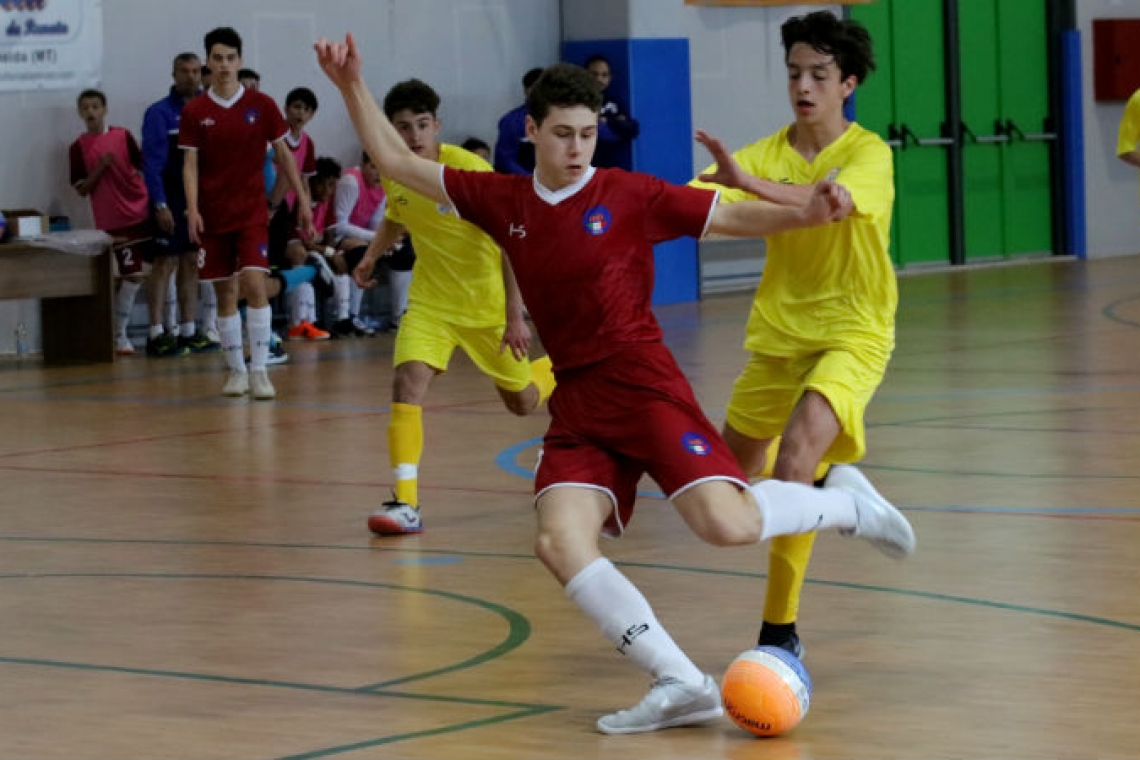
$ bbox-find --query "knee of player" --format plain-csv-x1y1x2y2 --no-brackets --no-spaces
502,392,535,417
702,515,761,547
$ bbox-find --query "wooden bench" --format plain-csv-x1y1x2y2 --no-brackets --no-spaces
0,234,113,365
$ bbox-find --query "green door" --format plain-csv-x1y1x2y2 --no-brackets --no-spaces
852,0,951,267
853,0,1056,265
995,0,1054,258
959,0,1008,261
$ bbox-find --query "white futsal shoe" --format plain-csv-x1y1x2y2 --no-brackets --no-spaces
826,464,916,559
221,369,249,397
596,674,723,735
249,369,276,401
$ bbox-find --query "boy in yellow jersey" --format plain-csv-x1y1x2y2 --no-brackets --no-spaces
691,10,898,658
1117,87,1140,181
352,79,555,536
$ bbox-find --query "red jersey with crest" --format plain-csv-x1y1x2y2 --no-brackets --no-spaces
442,166,718,371
178,87,288,233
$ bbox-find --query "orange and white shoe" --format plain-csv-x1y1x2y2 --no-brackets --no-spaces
286,321,330,341
115,335,135,356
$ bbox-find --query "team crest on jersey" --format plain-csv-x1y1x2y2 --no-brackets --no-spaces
583,205,612,236
681,432,711,456
244,108,259,125
436,202,453,215
258,243,268,259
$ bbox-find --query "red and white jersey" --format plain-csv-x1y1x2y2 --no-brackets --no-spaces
443,166,718,371
69,126,150,232
178,86,288,233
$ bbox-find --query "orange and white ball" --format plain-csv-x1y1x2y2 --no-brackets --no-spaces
721,645,812,737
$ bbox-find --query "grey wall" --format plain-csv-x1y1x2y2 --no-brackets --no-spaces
1077,0,1140,256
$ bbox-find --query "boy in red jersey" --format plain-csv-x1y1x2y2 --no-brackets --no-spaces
181,27,313,400
316,35,916,735
70,89,166,357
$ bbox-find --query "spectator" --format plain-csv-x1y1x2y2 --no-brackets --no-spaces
493,66,543,174
460,136,491,162
585,54,640,169
69,89,171,357
141,51,220,355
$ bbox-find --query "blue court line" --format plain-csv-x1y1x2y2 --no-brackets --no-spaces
493,436,1140,513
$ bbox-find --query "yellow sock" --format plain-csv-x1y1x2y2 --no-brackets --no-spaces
529,356,556,405
763,532,818,624
388,402,423,508
758,438,831,625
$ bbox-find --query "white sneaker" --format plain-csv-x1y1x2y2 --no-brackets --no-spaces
115,335,135,356
222,369,249,397
596,675,723,735
308,252,336,285
249,369,276,401
826,465,916,559
205,327,221,344
366,500,423,535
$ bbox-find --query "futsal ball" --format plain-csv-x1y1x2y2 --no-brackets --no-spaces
721,645,812,737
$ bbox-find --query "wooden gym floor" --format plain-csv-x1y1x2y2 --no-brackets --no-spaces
0,254,1137,759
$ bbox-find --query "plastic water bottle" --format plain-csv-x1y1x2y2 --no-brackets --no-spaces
14,323,27,360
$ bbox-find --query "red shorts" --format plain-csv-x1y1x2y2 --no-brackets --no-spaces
198,225,270,282
108,221,155,278
535,343,747,536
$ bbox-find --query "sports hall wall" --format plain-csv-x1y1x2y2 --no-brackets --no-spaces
0,1,1136,354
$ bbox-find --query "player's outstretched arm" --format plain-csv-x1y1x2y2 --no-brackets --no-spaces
707,181,851,239
315,34,446,205
696,129,815,207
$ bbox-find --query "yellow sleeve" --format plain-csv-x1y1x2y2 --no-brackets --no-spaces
835,140,894,221
1118,90,1140,156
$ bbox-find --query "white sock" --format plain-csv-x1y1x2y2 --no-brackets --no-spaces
180,321,196,338
199,282,217,332
115,280,140,338
334,274,351,320
247,305,272,371
149,324,164,340
218,314,244,372
749,479,857,541
565,557,705,686
389,269,412,321
349,280,364,317
164,273,179,334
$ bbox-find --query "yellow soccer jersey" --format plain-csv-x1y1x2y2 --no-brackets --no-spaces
383,144,505,327
1118,88,1140,200
693,123,896,356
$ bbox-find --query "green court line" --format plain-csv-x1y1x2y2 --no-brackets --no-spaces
276,705,563,760
0,572,538,699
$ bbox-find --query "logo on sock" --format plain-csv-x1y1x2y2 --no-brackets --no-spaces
616,623,650,654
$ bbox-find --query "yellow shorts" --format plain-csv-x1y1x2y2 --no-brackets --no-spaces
393,304,532,393
724,347,890,463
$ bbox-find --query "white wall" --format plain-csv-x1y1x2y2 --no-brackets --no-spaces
0,0,559,354
1077,0,1140,257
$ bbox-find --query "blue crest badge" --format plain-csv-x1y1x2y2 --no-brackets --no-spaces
583,205,612,236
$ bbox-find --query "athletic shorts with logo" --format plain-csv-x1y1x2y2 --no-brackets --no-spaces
536,342,747,536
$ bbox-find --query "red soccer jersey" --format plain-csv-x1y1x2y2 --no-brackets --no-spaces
443,166,718,370
178,87,288,233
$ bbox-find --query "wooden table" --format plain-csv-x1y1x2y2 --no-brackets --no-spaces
0,234,113,365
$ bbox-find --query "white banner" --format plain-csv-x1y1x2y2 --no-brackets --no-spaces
0,0,102,92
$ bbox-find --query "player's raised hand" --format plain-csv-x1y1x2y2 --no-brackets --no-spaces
695,129,751,191
314,33,363,90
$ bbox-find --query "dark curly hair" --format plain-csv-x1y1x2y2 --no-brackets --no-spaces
383,79,440,119
526,63,603,125
781,11,875,84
